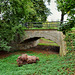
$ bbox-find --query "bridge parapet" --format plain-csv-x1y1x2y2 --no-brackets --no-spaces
23,21,67,30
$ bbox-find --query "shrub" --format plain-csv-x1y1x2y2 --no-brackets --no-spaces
65,32,75,53
59,16,75,34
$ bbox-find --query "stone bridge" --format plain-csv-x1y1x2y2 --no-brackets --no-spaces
17,29,66,56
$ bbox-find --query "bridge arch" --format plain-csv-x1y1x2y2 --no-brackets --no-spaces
18,30,66,56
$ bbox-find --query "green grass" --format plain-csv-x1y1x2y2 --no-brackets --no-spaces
71,27,75,30
41,38,54,43
38,38,59,46
24,27,58,30
0,51,74,75
38,43,59,46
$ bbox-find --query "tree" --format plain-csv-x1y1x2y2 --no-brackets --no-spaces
0,0,50,51
31,0,50,22
56,0,66,24
56,0,75,24
0,0,37,51
56,0,75,33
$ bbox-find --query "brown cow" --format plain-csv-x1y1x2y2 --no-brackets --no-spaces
16,56,23,66
16,54,27,66
21,54,27,61
16,54,39,66
27,56,39,64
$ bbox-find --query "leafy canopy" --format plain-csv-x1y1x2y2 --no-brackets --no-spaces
56,0,75,34
0,0,50,51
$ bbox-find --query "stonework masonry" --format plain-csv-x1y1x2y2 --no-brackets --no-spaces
18,39,39,50
18,30,66,56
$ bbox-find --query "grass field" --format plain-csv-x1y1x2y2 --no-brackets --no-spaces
0,51,75,75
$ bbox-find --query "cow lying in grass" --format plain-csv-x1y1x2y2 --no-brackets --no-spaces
16,54,39,66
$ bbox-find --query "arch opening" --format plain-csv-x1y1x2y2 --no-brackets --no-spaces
30,37,60,54
19,37,60,54
20,37,40,44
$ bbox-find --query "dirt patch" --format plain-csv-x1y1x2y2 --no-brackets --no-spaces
0,51,12,59
0,51,24,59
24,45,59,55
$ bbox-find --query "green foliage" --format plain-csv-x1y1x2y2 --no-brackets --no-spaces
56,1,75,65
0,0,50,51
65,32,75,53
59,16,75,34
0,19,24,51
0,39,11,51
71,27,75,30
56,0,75,14
56,0,75,34
0,51,74,75
32,0,50,22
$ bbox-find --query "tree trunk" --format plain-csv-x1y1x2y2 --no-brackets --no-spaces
60,11,65,25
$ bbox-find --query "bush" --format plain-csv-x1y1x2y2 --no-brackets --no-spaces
0,39,11,51
65,32,75,53
59,16,75,34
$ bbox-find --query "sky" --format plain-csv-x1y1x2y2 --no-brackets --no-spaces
44,0,68,21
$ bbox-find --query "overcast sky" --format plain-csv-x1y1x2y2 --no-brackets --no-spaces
44,0,68,21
